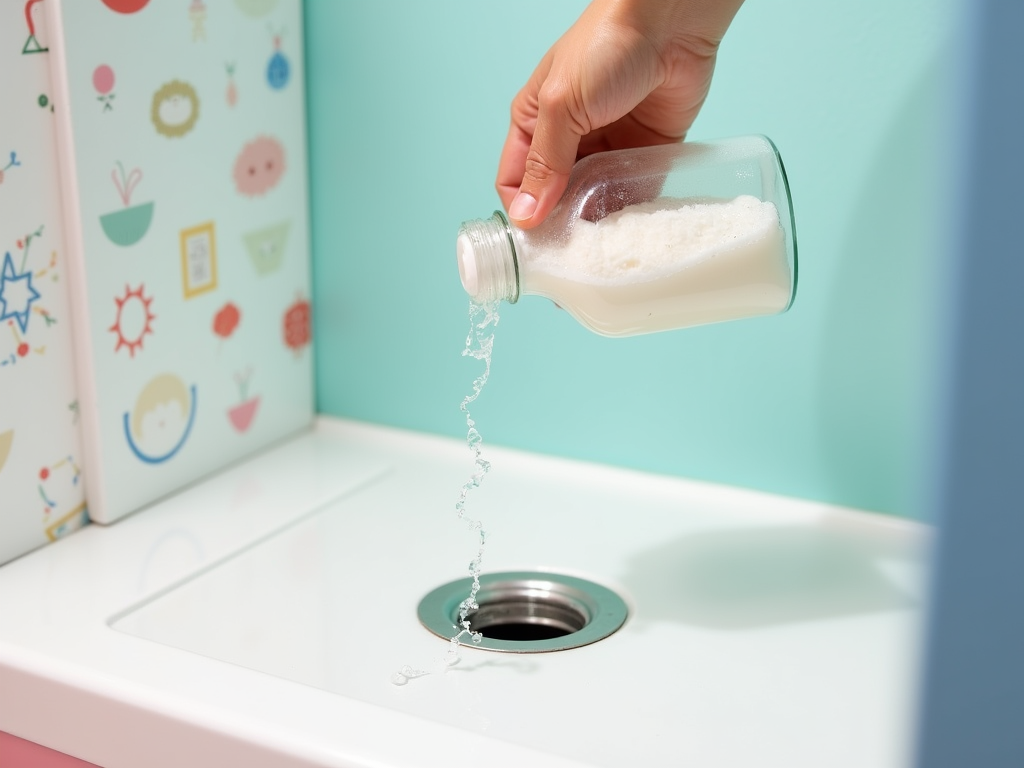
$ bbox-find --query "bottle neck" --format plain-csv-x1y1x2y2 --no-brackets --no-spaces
457,211,520,304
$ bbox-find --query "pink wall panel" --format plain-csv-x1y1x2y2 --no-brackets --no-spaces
0,731,101,768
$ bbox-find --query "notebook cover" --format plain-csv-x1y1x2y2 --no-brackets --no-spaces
0,0,88,564
46,0,314,523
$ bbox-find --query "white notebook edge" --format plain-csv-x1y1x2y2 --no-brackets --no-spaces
44,0,109,523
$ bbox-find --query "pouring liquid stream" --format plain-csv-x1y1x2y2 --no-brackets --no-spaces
391,299,498,685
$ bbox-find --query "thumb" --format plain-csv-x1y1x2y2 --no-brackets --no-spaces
508,93,584,229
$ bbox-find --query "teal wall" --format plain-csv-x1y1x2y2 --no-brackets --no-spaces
306,0,955,518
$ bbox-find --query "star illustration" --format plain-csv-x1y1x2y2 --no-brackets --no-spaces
0,252,41,334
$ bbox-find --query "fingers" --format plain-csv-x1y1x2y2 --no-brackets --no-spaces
508,78,587,228
494,0,732,230
496,120,532,212
496,53,587,230
496,55,549,214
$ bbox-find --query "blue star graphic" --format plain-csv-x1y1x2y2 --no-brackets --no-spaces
0,251,40,334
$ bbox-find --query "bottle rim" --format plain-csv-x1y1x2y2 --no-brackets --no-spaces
491,210,520,304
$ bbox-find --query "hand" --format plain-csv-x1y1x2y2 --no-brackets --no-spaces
496,0,745,229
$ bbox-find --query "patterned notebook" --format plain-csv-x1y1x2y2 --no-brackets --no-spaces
46,0,313,523
0,0,88,564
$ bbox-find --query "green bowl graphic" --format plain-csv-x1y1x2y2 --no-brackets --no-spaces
100,202,155,247
234,0,280,17
243,220,291,275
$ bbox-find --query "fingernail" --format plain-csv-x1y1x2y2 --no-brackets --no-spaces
509,192,537,222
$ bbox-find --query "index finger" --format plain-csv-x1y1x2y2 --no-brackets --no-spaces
495,54,552,210
496,120,533,211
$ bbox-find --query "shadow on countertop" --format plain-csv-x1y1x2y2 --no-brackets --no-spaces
618,523,921,630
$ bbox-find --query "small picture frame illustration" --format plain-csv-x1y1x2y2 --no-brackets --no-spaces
179,221,217,299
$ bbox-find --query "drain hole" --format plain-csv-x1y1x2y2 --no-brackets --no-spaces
465,597,588,641
419,571,628,653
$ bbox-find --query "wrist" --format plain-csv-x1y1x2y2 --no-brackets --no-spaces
605,0,744,54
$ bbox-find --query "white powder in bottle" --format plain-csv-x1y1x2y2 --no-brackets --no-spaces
529,195,781,284
520,195,791,336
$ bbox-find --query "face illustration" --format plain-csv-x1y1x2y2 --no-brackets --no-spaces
151,81,199,138
138,400,186,456
233,136,286,197
131,374,191,457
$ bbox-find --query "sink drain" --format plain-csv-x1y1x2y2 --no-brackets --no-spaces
417,571,628,653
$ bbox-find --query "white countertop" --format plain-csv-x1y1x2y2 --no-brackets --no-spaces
0,418,926,768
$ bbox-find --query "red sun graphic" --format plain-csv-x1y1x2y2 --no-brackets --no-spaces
110,284,155,357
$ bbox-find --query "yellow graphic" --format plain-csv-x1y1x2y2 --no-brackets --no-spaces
151,81,199,138
45,501,87,542
189,1,208,41
180,221,217,299
38,455,87,541
0,430,13,473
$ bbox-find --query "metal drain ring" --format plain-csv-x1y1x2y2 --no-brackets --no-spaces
417,571,629,653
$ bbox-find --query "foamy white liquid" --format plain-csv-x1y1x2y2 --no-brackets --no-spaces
522,195,791,336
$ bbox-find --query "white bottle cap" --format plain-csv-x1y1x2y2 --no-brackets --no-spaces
456,231,479,297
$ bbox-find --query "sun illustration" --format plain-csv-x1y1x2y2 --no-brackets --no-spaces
110,284,155,357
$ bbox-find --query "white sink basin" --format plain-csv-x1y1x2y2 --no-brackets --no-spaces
0,418,926,767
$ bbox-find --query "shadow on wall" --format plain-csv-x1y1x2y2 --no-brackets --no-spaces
618,522,920,630
814,52,948,518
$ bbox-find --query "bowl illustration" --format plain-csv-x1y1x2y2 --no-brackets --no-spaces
227,396,261,433
243,221,290,275
100,202,154,247
234,0,279,18
102,163,153,246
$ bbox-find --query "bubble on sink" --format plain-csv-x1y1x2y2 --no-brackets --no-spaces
390,664,430,686
445,643,460,666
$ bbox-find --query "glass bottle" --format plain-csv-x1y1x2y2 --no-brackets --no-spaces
456,135,797,337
